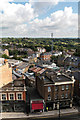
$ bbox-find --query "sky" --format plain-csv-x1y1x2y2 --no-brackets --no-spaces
0,0,79,38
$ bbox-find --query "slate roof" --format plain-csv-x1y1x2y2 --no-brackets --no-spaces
40,52,52,56
68,71,80,82
39,72,73,84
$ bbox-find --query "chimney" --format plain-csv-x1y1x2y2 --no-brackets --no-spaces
42,76,44,80
72,76,75,83
4,59,8,67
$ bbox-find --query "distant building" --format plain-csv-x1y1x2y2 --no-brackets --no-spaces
28,56,37,63
16,62,30,73
67,49,76,55
0,59,12,88
64,56,80,68
27,48,34,56
36,71,75,110
40,52,52,61
35,52,40,58
8,59,22,67
37,47,46,53
53,51,62,56
57,56,65,66
4,49,9,56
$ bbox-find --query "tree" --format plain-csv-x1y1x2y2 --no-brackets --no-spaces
2,54,9,59
50,55,58,63
74,48,80,57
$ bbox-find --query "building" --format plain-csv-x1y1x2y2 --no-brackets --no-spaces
37,47,46,53
27,48,34,56
16,62,30,73
68,71,80,104
24,72,35,87
40,52,52,61
0,59,12,88
4,49,9,56
53,51,62,56
36,71,75,110
27,87,44,112
0,79,27,112
8,59,22,67
64,56,80,68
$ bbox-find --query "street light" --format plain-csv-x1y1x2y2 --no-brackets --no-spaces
57,100,61,120
59,101,60,120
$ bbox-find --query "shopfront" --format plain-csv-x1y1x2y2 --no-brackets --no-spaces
31,100,44,112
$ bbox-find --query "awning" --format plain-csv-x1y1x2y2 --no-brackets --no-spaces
32,103,43,110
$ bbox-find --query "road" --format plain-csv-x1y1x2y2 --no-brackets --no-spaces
2,113,80,120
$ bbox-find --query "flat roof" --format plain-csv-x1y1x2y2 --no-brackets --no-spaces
39,72,73,84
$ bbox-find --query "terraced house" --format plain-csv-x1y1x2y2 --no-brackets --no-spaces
36,71,75,110
0,79,27,112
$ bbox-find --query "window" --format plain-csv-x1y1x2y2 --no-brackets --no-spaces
2,94,6,100
9,94,14,100
61,94,64,99
65,93,68,98
48,87,51,92
62,86,64,91
55,86,58,91
55,94,58,100
48,94,51,100
66,85,69,90
17,93,22,100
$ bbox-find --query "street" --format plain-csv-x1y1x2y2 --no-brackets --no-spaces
2,113,80,120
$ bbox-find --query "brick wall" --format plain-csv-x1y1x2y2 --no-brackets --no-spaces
36,76,44,98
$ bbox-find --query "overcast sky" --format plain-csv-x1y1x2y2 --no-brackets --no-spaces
0,0,79,38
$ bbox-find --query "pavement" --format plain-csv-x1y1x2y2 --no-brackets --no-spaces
0,107,79,119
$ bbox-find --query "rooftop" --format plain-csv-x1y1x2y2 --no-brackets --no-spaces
38,71,73,85
40,52,52,56
17,62,29,70
0,79,25,91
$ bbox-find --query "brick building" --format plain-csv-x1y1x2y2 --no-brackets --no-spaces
36,72,75,110
27,87,44,112
0,79,27,112
40,52,52,61
69,71,80,104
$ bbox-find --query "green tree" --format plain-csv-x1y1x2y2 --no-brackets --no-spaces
2,54,9,59
50,55,58,63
